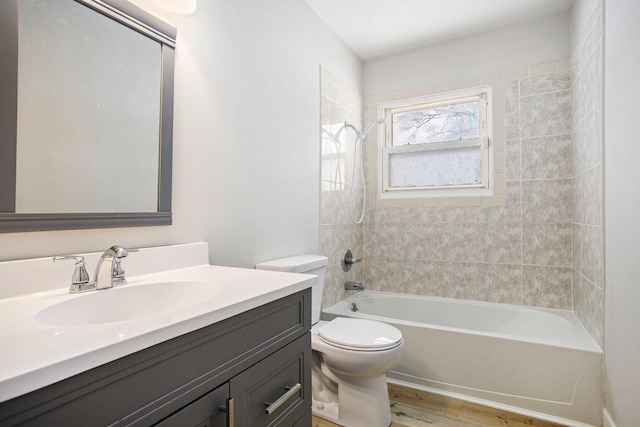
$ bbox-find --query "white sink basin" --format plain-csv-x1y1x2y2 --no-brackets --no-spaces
35,281,222,325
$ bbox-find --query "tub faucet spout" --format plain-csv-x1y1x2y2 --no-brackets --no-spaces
345,281,364,291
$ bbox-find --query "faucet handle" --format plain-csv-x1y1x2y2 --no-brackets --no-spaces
341,249,362,272
112,258,129,286
53,255,94,293
112,247,138,286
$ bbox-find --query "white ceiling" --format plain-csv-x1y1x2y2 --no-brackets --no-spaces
303,0,574,61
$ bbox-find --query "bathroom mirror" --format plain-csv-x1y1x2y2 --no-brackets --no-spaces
0,0,176,232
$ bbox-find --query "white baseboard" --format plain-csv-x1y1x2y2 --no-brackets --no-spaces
603,409,616,427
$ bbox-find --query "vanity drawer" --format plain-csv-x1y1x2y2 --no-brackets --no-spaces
153,383,230,427
231,334,311,427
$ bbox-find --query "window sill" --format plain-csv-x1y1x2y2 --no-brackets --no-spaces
373,177,507,208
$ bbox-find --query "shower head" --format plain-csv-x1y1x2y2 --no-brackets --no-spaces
344,117,386,225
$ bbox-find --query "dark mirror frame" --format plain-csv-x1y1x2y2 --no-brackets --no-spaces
0,0,176,232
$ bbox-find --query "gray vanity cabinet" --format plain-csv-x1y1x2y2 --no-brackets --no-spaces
230,334,309,426
0,289,312,427
154,383,230,427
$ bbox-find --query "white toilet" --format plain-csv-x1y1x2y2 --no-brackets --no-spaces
256,255,403,427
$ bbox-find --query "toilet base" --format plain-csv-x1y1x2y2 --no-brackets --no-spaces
311,370,392,427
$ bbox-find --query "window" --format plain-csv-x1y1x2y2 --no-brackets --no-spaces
378,87,492,199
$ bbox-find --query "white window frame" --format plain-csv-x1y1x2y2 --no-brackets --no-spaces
377,86,493,200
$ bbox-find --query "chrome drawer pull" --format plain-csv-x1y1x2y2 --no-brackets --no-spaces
264,383,301,415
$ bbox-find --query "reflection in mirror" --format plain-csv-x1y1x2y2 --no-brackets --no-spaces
0,0,176,231
17,0,161,213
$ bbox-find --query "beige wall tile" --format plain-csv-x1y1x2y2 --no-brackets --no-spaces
477,222,522,264
519,70,571,96
519,90,571,138
365,222,399,259
522,222,572,266
504,98,520,139
522,265,572,309
492,89,505,111
505,79,519,99
573,272,603,347
573,165,602,226
579,224,604,287
438,223,480,262
397,222,437,260
493,173,507,196
505,139,521,182
436,262,478,299
568,8,603,345
476,263,522,304
522,179,573,222
493,113,506,142
521,135,573,179
476,182,521,223
442,207,477,223
493,151,506,176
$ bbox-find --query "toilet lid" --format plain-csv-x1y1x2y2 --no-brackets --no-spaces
318,318,403,351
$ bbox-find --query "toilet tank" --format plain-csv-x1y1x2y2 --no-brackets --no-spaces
255,255,328,324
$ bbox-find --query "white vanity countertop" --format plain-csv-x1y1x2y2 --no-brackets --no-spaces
0,244,316,403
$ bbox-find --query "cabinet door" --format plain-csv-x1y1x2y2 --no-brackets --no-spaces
231,334,311,427
154,383,230,427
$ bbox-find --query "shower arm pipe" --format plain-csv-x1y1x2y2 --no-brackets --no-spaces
344,118,385,224
344,122,361,138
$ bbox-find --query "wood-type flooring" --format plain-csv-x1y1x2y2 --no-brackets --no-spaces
311,383,569,427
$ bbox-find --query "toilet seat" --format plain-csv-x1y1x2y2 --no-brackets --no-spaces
317,318,403,351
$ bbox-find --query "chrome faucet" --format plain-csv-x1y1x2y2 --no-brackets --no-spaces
93,245,136,290
54,246,137,293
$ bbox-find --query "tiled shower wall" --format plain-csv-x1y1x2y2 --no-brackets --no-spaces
362,62,575,309
571,3,604,346
320,40,605,346
319,68,364,308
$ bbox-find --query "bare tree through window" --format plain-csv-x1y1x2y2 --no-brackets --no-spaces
393,101,479,146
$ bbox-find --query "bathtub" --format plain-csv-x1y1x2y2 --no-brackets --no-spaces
322,291,603,427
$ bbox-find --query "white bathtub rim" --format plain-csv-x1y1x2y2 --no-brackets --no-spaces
324,290,602,353
387,377,599,427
